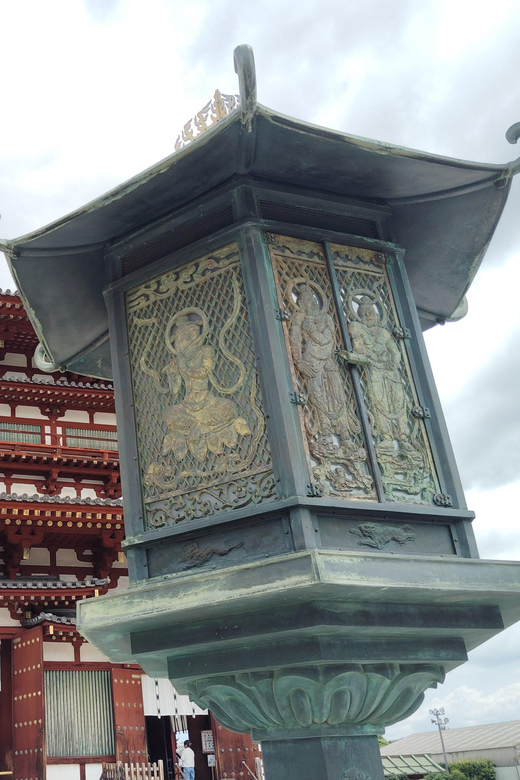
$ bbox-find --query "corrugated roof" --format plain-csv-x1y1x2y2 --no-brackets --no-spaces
381,720,520,756
382,754,444,776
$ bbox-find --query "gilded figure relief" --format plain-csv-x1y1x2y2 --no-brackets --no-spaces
347,293,409,447
289,282,370,493
340,283,437,503
270,234,439,505
268,235,374,498
162,309,251,462
126,244,275,527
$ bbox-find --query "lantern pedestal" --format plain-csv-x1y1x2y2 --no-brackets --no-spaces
260,735,384,780
78,547,520,774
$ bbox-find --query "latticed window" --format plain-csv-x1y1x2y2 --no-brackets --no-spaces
44,670,115,757
64,427,118,450
0,420,41,444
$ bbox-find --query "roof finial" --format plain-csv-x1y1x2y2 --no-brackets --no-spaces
506,122,520,145
234,44,256,132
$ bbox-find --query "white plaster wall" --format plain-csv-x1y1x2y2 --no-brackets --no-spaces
80,487,100,499
11,482,39,494
0,403,11,416
93,412,116,425
43,642,75,662
6,480,44,495
56,549,86,567
46,764,80,780
20,547,50,566
0,352,27,367
58,485,78,498
0,607,21,626
80,642,111,663
15,405,46,418
58,409,90,423
86,764,103,780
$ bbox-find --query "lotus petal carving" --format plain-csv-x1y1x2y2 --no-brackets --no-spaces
186,663,444,736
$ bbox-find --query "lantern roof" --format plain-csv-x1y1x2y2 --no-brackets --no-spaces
2,45,519,379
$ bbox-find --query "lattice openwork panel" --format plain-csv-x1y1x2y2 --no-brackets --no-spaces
268,234,376,500
126,243,275,528
331,242,439,504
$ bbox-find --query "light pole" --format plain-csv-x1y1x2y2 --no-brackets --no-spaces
430,708,450,769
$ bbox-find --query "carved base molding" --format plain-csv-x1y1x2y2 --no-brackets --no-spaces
186,662,445,740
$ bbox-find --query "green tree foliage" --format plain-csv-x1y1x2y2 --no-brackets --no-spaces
423,760,495,780
449,760,496,780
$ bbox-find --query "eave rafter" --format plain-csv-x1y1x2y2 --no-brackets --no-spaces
0,377,115,412
2,577,111,641
0,447,121,498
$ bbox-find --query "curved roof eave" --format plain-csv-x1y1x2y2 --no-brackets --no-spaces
2,103,513,380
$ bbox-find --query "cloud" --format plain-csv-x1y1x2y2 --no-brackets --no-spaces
1,0,520,743
83,0,122,23
387,682,520,740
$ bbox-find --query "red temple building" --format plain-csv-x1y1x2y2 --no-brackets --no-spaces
0,290,262,780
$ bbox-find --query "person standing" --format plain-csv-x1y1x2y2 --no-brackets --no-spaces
177,740,195,780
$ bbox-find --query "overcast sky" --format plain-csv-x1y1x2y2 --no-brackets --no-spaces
2,0,520,741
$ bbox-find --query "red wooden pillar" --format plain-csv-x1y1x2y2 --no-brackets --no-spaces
0,638,13,774
111,668,148,763
12,626,45,780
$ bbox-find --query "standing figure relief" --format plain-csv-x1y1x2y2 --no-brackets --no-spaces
288,283,371,495
346,291,435,502
162,309,251,462
347,295,409,455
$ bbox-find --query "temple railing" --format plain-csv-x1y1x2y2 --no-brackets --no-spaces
0,418,118,452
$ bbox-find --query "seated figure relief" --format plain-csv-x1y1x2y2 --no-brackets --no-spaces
162,310,251,462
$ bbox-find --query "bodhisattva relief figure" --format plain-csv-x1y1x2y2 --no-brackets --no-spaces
162,312,251,462
347,295,410,455
289,284,369,492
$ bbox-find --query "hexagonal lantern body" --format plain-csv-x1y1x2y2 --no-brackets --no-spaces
6,47,520,780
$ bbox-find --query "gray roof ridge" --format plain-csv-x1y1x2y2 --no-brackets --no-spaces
0,491,122,506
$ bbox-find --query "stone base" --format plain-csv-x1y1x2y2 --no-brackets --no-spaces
261,735,384,780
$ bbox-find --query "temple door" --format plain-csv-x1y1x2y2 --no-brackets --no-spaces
111,668,148,763
12,626,45,780
211,715,263,779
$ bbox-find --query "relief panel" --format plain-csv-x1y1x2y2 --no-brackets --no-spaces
317,515,456,556
126,243,276,529
331,243,439,504
269,235,375,501
146,515,292,578
269,234,439,505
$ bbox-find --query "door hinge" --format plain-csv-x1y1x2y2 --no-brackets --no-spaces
433,493,453,507
393,326,411,339
412,405,431,419
290,391,307,405
275,307,291,321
